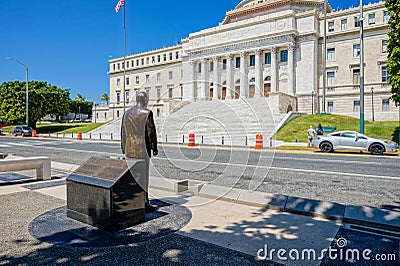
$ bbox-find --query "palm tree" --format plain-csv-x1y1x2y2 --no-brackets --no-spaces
75,93,86,103
101,93,109,105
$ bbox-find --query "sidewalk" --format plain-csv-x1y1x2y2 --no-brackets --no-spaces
0,161,399,265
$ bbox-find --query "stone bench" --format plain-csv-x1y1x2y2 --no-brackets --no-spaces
0,156,51,180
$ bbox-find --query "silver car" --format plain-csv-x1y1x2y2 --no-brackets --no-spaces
312,131,398,155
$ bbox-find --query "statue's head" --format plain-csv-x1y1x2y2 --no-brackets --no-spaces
136,91,148,108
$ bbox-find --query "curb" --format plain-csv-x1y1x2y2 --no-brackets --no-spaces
149,178,400,233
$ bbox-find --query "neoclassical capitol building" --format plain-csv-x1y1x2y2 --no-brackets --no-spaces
95,0,398,123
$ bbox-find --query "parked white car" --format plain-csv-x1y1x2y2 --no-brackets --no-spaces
312,131,398,155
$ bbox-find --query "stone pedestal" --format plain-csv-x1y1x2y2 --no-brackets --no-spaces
67,156,146,231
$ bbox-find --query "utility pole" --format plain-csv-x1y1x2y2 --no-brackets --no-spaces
322,0,327,113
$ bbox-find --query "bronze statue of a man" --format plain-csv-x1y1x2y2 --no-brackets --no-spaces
121,91,158,212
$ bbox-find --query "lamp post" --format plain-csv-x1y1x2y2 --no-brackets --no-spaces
359,0,365,133
311,91,315,115
371,87,374,122
7,58,29,127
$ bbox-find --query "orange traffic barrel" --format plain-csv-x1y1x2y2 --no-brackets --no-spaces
32,130,37,138
255,134,263,150
77,132,83,141
188,133,195,147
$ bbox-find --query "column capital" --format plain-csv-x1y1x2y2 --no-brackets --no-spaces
287,43,296,52
240,51,248,58
255,49,262,56
200,58,206,62
271,46,278,54
212,56,219,62
225,54,234,60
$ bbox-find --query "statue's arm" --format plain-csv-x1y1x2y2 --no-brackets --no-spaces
147,111,158,155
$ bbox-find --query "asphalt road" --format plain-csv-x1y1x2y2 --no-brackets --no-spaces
0,136,399,210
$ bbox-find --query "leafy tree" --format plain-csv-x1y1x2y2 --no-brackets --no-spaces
70,98,93,120
0,81,70,129
101,93,109,105
386,0,400,106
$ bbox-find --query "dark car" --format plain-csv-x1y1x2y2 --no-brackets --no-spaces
13,126,33,137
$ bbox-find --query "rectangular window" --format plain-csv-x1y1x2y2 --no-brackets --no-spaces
265,52,271,64
327,48,335,61
382,40,387,53
170,53,173,60
210,61,214,72
384,11,389,23
176,51,179,59
137,59,139,66
328,21,334,32
353,44,360,57
126,61,129,68
382,99,390,111
235,57,240,68
125,91,129,103
222,59,227,70
117,92,121,103
158,55,161,62
122,63,124,69
141,58,144,65
146,74,150,83
117,110,120,118
353,101,360,112
280,50,288,62
382,65,389,82
135,76,139,84
327,102,334,113
117,79,120,87
157,88,161,99
163,54,167,61
353,69,360,84
354,16,360,27
157,72,161,82
169,71,173,80
198,63,202,73
126,77,130,85
168,87,173,98
249,55,255,66
341,19,347,30
157,109,160,117
368,13,375,25
146,57,149,64
131,60,134,67
113,64,115,71
117,63,120,70
327,72,335,86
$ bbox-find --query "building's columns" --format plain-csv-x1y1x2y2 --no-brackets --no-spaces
240,51,248,98
186,60,195,100
212,56,220,100
254,49,263,98
200,58,207,100
287,43,295,95
271,47,278,92
226,54,234,99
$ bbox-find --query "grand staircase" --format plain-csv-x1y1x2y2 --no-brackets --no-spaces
89,98,287,146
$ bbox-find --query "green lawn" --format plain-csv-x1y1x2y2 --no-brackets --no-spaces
275,114,399,143
2,122,106,134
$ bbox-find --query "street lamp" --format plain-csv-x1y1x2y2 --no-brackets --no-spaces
359,0,365,133
311,91,315,115
7,58,29,127
371,87,374,122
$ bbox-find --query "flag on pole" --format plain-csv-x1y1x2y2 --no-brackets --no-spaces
115,0,125,13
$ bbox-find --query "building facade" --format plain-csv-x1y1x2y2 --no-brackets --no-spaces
94,0,398,122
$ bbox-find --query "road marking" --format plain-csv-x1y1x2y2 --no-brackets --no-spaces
154,157,400,181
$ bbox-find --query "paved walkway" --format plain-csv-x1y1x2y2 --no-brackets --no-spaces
0,161,398,265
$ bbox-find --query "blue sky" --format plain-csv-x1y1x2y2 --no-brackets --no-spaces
0,0,380,102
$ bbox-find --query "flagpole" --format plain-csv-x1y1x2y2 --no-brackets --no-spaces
123,1,126,113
